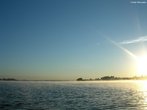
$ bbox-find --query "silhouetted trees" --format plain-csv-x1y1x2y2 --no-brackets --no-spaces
76,78,83,81
101,76,116,80
76,76,146,81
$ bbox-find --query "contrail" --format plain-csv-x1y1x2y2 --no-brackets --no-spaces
97,32,137,60
105,37,137,61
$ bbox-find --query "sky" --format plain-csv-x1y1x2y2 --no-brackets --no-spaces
1,0,147,80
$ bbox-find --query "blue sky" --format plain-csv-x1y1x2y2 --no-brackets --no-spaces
1,0,147,80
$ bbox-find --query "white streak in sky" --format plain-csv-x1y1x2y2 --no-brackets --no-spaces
120,36,147,45
106,37,137,60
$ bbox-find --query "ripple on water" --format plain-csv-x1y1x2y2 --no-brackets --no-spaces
0,81,147,110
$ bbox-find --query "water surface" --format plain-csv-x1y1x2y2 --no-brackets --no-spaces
0,80,147,110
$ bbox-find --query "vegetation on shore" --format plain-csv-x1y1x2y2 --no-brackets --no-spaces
76,76,147,81
0,78,17,81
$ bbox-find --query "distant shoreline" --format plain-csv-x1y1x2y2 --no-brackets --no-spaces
0,78,71,81
1,76,147,81
76,76,147,81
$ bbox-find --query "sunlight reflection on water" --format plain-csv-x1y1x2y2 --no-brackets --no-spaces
135,80,147,110
1,80,147,110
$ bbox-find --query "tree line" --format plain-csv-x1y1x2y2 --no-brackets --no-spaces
76,76,146,81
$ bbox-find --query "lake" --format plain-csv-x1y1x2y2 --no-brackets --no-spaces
0,80,147,110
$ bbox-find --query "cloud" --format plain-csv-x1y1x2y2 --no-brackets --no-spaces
119,36,147,45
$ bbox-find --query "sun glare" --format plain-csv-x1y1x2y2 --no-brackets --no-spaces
137,55,147,76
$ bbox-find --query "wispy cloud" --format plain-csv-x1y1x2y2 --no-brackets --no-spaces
119,36,147,45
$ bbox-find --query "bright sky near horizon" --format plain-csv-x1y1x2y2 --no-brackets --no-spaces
1,0,147,80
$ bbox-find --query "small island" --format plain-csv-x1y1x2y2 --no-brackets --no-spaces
76,76,147,81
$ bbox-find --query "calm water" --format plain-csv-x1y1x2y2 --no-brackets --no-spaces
0,81,147,110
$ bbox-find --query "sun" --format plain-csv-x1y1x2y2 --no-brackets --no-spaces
137,55,147,76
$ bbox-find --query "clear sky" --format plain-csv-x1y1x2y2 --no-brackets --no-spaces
1,0,147,80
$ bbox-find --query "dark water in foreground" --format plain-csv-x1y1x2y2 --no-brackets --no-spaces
0,81,147,110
